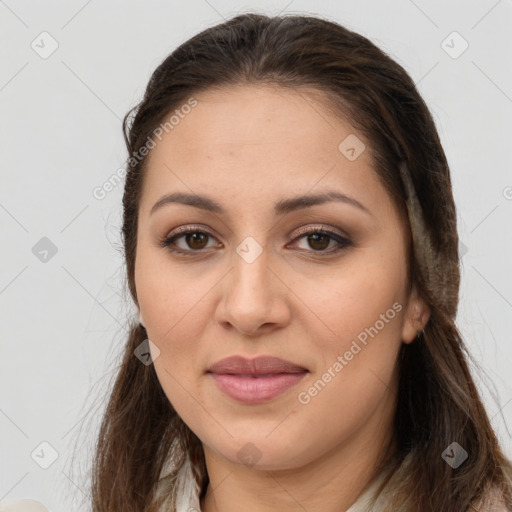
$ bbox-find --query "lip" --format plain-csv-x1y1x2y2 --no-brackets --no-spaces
207,356,308,404
208,355,308,375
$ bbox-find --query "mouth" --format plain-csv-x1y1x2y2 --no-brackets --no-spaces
207,355,309,403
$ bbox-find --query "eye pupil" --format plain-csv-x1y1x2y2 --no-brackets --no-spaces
308,233,330,250
187,232,208,249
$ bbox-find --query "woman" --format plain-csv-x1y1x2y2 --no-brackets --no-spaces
90,13,512,512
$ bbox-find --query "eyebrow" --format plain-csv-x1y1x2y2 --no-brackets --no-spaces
150,190,371,216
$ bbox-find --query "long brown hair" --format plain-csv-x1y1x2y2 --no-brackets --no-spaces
88,13,512,511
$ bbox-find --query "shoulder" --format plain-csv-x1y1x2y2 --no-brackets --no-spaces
471,486,511,512
0,500,49,512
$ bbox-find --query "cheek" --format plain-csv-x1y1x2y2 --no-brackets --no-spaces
301,278,404,404
290,279,404,461
295,253,405,345
291,254,405,404
134,260,219,419
136,260,215,411
135,246,210,340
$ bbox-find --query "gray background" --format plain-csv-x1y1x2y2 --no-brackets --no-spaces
1,0,511,510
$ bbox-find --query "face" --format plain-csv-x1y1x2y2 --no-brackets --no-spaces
134,84,429,472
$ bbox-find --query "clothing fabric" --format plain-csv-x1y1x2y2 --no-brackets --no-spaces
1,456,508,511
0,500,48,512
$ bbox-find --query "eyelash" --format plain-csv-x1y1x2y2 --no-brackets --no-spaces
159,224,352,257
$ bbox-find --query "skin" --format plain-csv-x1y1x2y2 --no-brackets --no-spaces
135,84,430,512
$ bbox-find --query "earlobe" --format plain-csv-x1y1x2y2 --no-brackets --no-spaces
139,310,145,328
401,288,431,344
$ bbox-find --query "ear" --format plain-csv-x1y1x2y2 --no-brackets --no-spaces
401,286,430,344
139,309,145,328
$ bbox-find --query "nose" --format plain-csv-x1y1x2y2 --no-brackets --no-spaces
214,242,291,337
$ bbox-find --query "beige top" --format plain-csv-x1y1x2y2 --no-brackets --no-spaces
0,501,48,512
1,456,508,512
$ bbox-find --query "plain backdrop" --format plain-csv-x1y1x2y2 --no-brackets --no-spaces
1,1,511,510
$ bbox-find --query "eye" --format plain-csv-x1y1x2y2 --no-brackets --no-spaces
160,224,352,256
289,225,352,254
160,225,219,254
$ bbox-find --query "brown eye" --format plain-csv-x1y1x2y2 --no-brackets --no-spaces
306,233,331,251
184,232,209,250
291,227,351,254
161,228,218,254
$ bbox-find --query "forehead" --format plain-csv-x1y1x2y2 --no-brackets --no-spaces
148,84,361,164
141,84,390,218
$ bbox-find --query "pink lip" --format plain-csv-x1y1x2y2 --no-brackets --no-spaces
209,373,307,403
208,355,308,375
207,356,308,404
